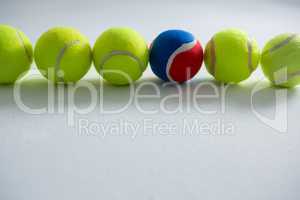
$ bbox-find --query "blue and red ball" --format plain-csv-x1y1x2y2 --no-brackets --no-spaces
149,30,204,83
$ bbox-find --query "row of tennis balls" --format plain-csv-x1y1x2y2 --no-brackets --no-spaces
0,24,299,87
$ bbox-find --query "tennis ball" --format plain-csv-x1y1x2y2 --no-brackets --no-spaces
261,33,300,88
204,29,260,83
149,29,203,83
93,27,149,86
0,24,33,84
34,27,92,83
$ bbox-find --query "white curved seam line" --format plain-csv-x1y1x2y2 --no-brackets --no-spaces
15,30,31,62
263,34,298,55
269,34,297,53
55,40,80,82
166,40,197,82
287,70,300,80
98,50,144,74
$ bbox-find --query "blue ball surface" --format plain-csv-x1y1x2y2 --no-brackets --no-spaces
149,29,203,83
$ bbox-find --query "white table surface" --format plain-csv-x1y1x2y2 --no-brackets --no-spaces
1,0,300,199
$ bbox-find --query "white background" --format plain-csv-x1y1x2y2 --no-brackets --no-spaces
0,0,300,199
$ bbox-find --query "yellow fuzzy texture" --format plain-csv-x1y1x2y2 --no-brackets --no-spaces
261,33,300,88
34,27,92,83
0,24,33,84
205,29,260,83
93,27,149,86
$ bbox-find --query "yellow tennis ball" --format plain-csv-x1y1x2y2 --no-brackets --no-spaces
0,24,33,84
34,27,92,83
205,29,260,83
261,33,300,88
93,27,149,86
